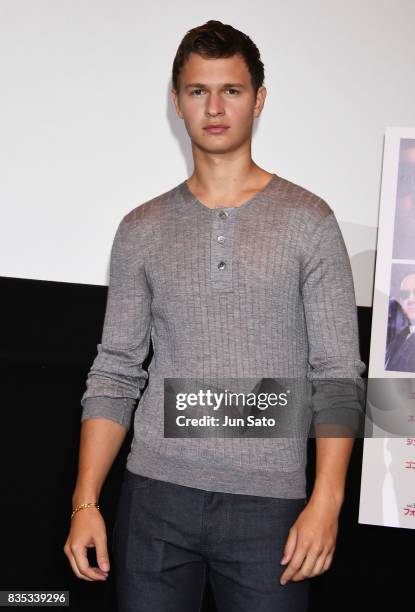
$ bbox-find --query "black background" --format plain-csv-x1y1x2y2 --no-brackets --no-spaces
1,275,412,610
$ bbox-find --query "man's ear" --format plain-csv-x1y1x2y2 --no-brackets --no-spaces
171,88,183,119
253,86,267,118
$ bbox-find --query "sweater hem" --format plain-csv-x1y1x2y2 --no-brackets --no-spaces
125,438,306,499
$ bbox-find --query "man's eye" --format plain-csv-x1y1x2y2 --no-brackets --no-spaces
190,88,240,96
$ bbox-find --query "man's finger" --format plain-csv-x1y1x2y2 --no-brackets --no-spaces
280,541,307,585
291,545,321,580
309,549,332,576
71,543,108,581
95,537,111,573
280,526,297,565
65,549,94,581
322,551,334,572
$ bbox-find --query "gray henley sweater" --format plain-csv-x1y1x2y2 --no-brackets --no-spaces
80,173,366,498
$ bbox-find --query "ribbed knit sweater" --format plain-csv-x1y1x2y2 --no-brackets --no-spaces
80,173,366,498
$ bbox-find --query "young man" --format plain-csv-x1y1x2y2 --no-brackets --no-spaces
64,20,366,612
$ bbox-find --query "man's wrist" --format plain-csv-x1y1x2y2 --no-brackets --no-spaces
72,488,100,508
312,479,345,510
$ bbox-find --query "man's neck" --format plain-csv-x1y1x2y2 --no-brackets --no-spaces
186,165,274,208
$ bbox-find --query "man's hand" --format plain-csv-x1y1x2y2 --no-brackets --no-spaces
63,508,111,581
279,489,340,585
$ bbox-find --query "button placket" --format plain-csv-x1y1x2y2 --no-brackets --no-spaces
210,208,236,288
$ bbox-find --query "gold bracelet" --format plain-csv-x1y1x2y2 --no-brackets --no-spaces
71,502,100,520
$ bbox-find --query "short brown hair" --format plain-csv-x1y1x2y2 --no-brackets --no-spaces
172,20,265,96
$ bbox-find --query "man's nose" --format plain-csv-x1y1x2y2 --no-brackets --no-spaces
206,94,224,116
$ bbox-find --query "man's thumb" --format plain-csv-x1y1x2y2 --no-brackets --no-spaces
96,545,110,572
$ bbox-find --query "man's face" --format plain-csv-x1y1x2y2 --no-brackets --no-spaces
171,52,266,155
399,273,415,322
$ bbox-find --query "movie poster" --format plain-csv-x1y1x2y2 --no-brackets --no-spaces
359,127,415,529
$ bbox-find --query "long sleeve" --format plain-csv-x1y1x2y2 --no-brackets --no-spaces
75,174,366,499
300,210,367,434
80,217,152,430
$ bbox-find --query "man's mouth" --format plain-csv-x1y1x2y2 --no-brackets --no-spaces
203,126,229,134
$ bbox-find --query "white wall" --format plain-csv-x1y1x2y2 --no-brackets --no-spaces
1,0,414,306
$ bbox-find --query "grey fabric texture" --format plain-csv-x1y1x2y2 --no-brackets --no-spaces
80,173,366,498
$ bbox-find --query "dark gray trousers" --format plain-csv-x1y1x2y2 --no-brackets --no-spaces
111,468,310,612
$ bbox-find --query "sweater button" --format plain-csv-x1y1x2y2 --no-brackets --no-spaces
219,210,229,219
218,261,226,270
217,235,226,243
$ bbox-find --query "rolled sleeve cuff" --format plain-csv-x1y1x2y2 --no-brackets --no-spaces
80,396,136,429
313,406,362,435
